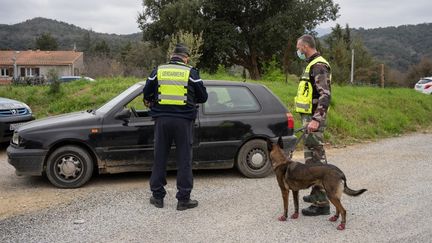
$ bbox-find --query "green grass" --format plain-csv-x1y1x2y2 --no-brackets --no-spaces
1,77,138,118
255,79,432,144
1,75,431,145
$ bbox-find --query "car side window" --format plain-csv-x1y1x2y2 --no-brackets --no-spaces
203,86,260,114
126,94,150,118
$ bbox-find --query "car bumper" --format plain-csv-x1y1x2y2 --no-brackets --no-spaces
423,89,432,94
0,115,34,142
281,135,297,153
7,145,48,176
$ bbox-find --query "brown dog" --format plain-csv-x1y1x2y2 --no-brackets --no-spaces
267,137,367,230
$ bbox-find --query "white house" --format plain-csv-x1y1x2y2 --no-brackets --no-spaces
0,50,84,84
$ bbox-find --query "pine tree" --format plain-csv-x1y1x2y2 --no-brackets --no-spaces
35,32,58,50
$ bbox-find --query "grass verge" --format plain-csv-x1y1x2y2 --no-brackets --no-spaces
1,75,431,145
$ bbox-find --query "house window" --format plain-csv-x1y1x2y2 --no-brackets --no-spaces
0,68,10,77
22,68,40,77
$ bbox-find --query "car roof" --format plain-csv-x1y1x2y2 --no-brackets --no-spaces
137,80,263,88
203,80,261,87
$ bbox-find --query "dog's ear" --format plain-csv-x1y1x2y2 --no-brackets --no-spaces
267,138,273,152
277,136,284,149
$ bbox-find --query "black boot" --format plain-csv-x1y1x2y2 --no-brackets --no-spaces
303,185,324,203
303,194,318,203
301,205,330,216
177,199,198,211
150,196,164,208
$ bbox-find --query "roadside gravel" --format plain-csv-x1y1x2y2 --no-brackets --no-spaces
1,133,431,242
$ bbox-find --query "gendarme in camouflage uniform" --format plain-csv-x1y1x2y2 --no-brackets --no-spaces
300,52,331,165
294,35,332,216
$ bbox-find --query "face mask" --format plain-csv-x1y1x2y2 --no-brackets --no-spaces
296,49,306,60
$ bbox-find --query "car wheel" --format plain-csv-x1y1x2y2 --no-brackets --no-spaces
46,145,94,188
236,139,272,178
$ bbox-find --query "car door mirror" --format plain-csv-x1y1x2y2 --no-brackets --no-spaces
114,109,131,122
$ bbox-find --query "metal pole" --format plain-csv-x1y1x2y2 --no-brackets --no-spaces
350,48,354,84
12,58,17,79
381,64,385,88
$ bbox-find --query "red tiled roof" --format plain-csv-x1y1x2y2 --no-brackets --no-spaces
0,50,83,66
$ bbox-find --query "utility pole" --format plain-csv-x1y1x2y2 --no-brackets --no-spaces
350,48,354,84
12,51,19,81
380,64,385,88
12,57,17,79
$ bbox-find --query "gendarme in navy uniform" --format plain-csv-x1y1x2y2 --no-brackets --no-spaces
143,43,208,210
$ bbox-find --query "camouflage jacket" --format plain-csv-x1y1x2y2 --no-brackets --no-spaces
307,53,332,123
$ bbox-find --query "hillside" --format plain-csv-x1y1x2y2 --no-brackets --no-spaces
352,23,432,71
0,17,141,53
2,18,432,73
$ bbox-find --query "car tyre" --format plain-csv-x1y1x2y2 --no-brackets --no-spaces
236,139,272,178
46,145,94,188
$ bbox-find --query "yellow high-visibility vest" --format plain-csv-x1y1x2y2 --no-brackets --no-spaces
294,56,331,114
157,63,191,106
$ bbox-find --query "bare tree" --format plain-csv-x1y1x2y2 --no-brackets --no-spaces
84,56,124,78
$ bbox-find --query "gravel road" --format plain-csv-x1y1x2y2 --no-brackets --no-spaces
1,133,432,242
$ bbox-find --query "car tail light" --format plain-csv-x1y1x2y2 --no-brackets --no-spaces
286,113,294,129
425,84,432,89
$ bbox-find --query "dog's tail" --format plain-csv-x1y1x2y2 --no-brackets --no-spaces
342,176,367,197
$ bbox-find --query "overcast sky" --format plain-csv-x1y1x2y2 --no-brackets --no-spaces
0,0,431,34
321,0,432,29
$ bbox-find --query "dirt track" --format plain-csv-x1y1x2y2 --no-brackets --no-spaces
1,133,432,242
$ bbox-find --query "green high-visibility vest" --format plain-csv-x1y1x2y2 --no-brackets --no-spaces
294,56,331,114
157,63,191,106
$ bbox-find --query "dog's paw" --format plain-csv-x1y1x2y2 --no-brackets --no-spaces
337,223,345,230
278,215,287,221
329,215,339,222
290,213,299,219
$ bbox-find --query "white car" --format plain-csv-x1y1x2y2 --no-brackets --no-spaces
59,76,95,82
414,77,432,95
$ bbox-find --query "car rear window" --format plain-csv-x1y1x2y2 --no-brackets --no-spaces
203,86,260,114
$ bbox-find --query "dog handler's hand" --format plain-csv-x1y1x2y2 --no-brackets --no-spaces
307,120,320,133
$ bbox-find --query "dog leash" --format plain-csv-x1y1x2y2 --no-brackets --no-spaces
288,127,306,159
289,126,328,164
294,127,307,147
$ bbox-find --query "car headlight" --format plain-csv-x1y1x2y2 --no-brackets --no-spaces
12,132,20,146
22,104,32,114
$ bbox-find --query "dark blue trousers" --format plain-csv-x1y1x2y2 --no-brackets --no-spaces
150,116,193,201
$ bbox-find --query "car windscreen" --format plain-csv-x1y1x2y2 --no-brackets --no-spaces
96,84,142,114
418,79,432,84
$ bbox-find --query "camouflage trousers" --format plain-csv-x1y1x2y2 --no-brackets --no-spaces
301,114,329,206
301,114,327,164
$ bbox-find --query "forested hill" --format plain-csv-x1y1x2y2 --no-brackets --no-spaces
0,17,141,53
2,18,432,72
352,23,432,71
